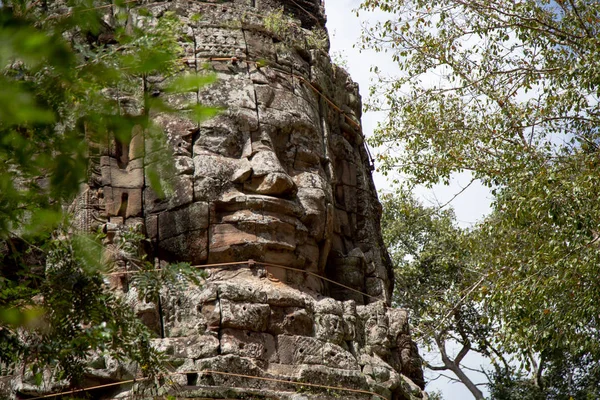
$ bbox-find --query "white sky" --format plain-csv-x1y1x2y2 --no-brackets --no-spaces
324,0,492,398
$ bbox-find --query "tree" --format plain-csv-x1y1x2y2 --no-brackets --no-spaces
360,0,600,396
382,190,502,399
0,0,211,394
487,347,600,400
382,191,600,400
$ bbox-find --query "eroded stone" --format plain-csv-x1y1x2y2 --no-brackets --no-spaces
57,1,428,399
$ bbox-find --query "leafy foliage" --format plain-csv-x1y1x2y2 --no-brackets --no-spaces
382,191,490,399
116,230,207,305
1,233,166,384
487,368,545,400
363,0,600,396
489,348,600,400
263,7,328,50
0,0,213,392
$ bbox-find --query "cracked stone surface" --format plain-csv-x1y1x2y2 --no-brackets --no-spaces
64,1,427,399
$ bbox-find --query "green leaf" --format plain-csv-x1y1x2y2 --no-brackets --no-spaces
71,233,107,274
188,104,222,123
166,73,217,93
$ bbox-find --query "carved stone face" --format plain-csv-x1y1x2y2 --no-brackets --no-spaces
193,100,332,274
65,4,425,399
143,62,336,290
82,4,392,301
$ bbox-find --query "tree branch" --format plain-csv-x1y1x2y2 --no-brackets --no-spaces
427,363,450,371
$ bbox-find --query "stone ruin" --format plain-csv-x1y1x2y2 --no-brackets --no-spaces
29,0,427,399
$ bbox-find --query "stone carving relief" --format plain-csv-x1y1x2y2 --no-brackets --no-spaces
68,0,427,399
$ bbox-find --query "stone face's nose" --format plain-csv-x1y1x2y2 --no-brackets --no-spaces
244,150,296,196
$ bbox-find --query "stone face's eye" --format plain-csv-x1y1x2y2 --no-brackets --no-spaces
289,127,325,170
194,113,255,158
194,126,246,158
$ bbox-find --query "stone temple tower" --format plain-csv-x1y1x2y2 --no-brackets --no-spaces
67,0,427,398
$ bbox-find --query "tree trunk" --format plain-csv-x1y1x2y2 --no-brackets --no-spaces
447,362,485,399
433,334,485,400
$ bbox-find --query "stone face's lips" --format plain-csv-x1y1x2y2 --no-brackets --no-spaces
213,194,306,229
210,194,309,258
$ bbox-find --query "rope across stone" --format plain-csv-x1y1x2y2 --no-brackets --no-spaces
28,369,388,400
106,258,381,301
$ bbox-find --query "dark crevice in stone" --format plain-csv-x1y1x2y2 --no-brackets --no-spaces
115,137,130,169
157,293,165,339
187,372,198,386
117,192,128,218
216,287,223,355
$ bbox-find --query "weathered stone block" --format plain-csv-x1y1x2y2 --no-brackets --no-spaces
264,283,308,307
158,202,209,240
152,113,196,156
174,155,194,175
387,308,409,338
277,335,323,366
209,223,256,255
220,299,270,332
366,277,385,298
314,313,344,344
314,298,343,315
154,335,219,360
344,185,358,213
320,342,360,370
144,175,194,213
268,307,313,336
145,214,158,239
338,160,357,187
221,329,277,362
158,230,208,265
201,300,221,332
103,187,143,218
329,255,365,288
129,129,145,161
219,282,267,303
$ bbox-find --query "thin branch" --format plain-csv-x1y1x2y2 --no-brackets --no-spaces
462,365,486,374
426,363,450,372
436,372,463,383
568,0,593,38
436,178,476,211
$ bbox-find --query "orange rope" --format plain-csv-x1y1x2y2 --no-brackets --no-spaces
260,261,379,301
104,260,248,276
27,369,387,400
27,377,149,399
106,259,378,301
198,369,387,399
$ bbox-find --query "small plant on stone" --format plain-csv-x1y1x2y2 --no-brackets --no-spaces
331,50,349,70
263,7,295,39
306,28,329,51
111,228,207,304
